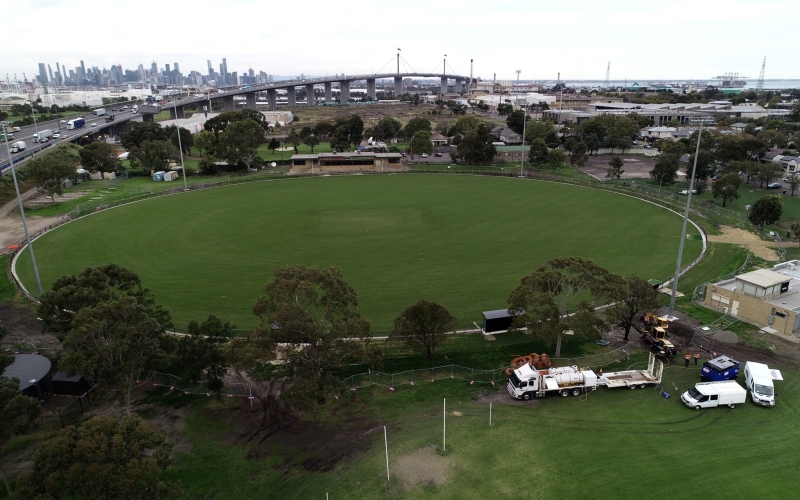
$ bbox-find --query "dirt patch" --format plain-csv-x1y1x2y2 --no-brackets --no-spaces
394,445,453,491
713,331,739,344
707,226,779,261
476,388,538,407
582,154,658,181
0,300,61,353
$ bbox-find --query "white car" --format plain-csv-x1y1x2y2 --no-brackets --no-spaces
420,153,428,158
91,122,98,127
52,132,61,139
59,119,67,124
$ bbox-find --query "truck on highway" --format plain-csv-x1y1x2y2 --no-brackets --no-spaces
93,108,107,117
0,133,13,141
744,361,783,407
9,141,26,153
105,114,115,123
681,380,746,410
32,129,53,143
507,353,663,400
67,118,85,130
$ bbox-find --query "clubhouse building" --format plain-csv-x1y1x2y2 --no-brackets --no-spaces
290,152,403,174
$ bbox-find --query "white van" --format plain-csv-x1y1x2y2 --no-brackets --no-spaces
681,380,746,410
744,362,782,407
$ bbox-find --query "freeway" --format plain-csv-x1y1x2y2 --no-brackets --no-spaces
1,105,143,173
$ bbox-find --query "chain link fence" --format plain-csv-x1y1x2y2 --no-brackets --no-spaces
338,342,632,395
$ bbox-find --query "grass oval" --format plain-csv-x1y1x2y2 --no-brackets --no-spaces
15,175,702,332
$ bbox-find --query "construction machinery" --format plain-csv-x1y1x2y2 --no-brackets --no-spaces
641,313,677,357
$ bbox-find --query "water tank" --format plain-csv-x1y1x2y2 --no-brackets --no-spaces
554,372,584,385
549,365,579,376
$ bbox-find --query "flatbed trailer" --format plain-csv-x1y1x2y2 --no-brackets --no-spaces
599,354,663,388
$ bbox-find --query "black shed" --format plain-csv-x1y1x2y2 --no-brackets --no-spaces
51,372,92,396
2,354,52,398
482,309,520,334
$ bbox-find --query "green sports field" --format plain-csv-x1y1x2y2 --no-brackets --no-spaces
15,175,703,332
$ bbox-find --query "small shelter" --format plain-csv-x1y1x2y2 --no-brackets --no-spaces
482,309,519,334
51,372,92,396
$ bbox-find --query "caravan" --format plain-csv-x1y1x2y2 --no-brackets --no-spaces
744,362,783,407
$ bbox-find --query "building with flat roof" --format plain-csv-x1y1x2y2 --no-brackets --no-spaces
704,261,800,342
290,152,403,174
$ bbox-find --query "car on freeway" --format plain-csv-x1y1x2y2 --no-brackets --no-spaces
52,132,61,139
122,106,128,110
420,153,428,158
59,120,67,124
91,122,98,127
434,153,443,157
767,182,782,189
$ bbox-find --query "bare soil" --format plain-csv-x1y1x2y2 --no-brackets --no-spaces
707,225,780,260
582,154,658,181
0,188,67,250
0,300,60,353
393,445,454,491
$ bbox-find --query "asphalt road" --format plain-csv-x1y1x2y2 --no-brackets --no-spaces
1,105,144,171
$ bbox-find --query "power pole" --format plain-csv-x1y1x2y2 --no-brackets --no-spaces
756,57,766,95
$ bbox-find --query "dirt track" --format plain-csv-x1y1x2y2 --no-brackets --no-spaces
707,226,780,260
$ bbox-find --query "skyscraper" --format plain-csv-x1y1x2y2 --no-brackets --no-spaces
151,61,159,86
38,63,48,83
222,57,228,80
219,63,225,84
207,60,213,77
47,64,54,83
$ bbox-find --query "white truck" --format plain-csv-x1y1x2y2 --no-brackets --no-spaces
32,129,53,143
93,108,107,117
744,361,783,407
681,380,746,410
10,141,26,153
508,353,663,400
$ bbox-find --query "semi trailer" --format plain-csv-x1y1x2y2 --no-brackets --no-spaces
67,118,85,130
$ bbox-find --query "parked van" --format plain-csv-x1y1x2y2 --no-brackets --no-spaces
681,380,746,410
744,362,782,407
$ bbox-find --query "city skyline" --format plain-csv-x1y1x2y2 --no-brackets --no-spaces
3,0,798,82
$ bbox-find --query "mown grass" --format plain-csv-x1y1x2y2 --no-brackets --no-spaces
15,175,703,332
161,352,800,500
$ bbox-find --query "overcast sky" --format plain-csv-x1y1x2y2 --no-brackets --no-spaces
4,0,797,83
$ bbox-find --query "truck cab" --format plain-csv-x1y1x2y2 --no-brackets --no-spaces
744,362,782,407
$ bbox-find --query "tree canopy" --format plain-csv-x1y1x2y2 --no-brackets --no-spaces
508,257,616,356
16,415,183,500
748,194,783,228
216,118,265,169
455,124,495,164
249,265,381,405
390,300,457,373
79,142,121,173
130,140,179,174
25,154,77,202
711,173,741,207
